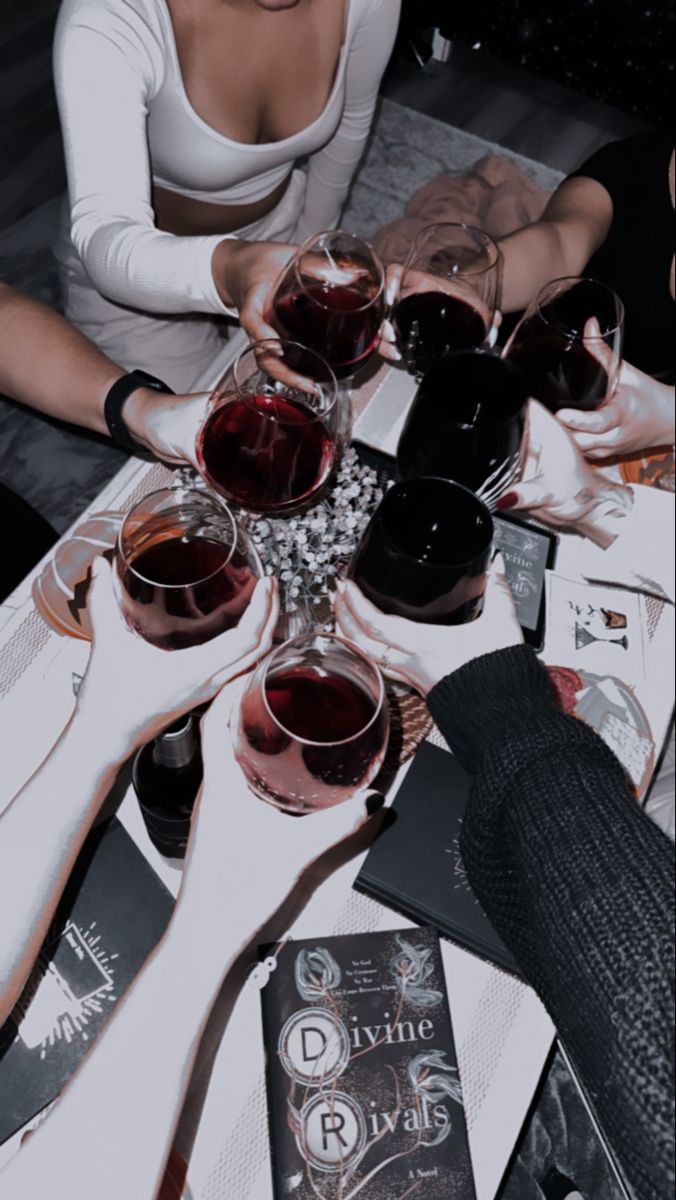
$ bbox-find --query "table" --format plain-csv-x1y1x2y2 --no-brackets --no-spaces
0,348,672,1200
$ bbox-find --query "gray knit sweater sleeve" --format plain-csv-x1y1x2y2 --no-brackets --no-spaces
428,645,675,1200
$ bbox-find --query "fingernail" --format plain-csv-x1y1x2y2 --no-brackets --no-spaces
366,792,386,816
496,491,518,511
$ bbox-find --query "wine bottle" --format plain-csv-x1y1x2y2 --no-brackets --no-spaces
133,713,203,859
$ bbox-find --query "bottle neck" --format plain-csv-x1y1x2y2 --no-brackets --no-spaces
154,714,197,770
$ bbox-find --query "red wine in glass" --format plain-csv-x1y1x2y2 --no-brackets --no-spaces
504,277,624,412
235,634,389,812
115,487,261,649
270,231,385,382
393,291,488,378
198,391,335,514
506,329,608,413
119,535,256,650
394,223,500,379
273,283,382,381
351,477,494,625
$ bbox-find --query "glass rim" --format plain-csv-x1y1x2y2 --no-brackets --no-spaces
535,275,625,339
292,229,386,311
408,221,501,278
421,350,528,430
379,476,495,568
258,631,387,748
117,486,242,589
230,338,338,423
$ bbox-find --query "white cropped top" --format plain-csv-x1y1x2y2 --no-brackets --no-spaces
53,0,400,316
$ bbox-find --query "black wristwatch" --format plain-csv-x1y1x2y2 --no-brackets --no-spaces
104,369,173,455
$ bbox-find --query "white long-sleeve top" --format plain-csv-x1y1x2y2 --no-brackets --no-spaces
53,0,400,316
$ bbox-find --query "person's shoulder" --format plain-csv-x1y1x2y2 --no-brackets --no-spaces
55,0,166,85
56,0,165,49
349,0,401,34
573,131,673,183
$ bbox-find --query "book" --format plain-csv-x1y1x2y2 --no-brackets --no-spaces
0,817,174,1146
356,741,521,977
260,928,476,1200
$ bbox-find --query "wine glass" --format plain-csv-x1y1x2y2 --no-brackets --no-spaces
196,340,338,516
503,276,624,412
270,230,385,381
397,350,529,509
233,632,389,813
114,487,262,649
350,476,494,624
392,222,501,379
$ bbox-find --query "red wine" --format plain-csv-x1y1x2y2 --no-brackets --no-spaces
273,283,381,380
198,393,335,513
393,292,488,378
238,666,388,811
119,535,256,649
351,478,493,625
506,328,609,413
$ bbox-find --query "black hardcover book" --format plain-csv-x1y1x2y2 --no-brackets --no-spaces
0,817,174,1145
356,741,521,977
261,928,476,1200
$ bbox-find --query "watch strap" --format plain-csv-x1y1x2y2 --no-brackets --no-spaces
104,370,173,455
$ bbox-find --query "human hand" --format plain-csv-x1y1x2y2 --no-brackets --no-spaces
334,559,522,695
558,356,675,460
178,678,388,925
212,238,297,343
496,400,632,543
76,560,279,753
123,388,212,469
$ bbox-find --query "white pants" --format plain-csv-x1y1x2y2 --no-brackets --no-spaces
55,170,307,393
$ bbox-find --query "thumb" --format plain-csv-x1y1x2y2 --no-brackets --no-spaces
558,405,617,433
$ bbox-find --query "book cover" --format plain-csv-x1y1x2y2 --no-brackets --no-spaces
0,817,174,1145
356,741,521,977
261,928,476,1200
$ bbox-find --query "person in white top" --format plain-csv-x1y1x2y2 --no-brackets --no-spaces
53,0,400,391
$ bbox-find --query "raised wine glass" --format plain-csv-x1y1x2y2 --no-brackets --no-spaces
270,230,385,382
350,476,494,625
196,340,338,517
114,487,261,649
392,222,501,379
233,632,389,813
397,350,529,509
503,276,624,412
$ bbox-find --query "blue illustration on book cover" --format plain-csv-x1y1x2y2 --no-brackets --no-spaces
260,928,476,1199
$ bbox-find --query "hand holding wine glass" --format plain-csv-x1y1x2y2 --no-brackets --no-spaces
334,560,523,696
211,238,299,342
232,633,389,814
496,400,633,545
77,559,279,752
177,675,388,926
391,223,501,378
557,334,675,460
503,277,624,413
197,340,338,516
270,231,385,381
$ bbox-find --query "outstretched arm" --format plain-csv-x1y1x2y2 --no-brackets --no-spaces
0,567,277,1027
498,176,613,312
294,0,401,242
0,683,385,1200
428,648,675,1200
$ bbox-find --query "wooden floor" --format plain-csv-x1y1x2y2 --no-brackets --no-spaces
383,42,654,174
